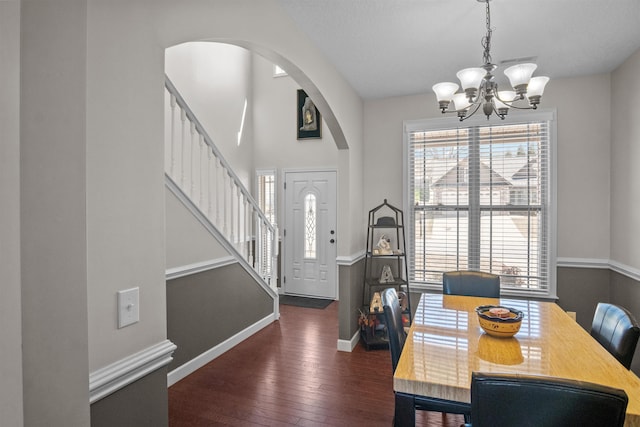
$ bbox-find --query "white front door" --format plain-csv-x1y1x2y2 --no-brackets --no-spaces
283,170,337,299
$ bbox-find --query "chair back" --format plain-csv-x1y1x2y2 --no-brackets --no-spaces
470,372,628,427
442,270,500,298
381,288,406,372
591,302,640,369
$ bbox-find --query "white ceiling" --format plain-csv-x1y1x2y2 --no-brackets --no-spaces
276,0,640,100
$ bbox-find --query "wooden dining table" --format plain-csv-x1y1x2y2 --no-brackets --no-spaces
393,293,640,426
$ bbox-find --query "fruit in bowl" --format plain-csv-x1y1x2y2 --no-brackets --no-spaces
475,305,524,338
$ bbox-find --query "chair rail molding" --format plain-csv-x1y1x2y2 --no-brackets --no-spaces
556,257,640,284
166,256,236,281
336,250,365,266
89,339,177,404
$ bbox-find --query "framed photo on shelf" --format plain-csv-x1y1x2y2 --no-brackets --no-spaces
297,89,322,140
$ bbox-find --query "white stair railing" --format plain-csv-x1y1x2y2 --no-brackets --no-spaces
164,77,278,288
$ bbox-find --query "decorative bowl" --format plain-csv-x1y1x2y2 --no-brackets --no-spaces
476,305,524,338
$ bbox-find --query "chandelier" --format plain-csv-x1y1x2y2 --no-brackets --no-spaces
432,0,549,121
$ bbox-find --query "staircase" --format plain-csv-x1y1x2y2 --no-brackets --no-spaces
164,77,278,300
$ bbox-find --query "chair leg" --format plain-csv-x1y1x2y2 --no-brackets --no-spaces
394,393,415,427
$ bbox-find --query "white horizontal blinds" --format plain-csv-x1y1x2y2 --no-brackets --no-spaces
409,128,471,284
408,119,550,293
476,122,549,292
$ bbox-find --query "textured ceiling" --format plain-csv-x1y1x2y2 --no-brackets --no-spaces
277,0,640,100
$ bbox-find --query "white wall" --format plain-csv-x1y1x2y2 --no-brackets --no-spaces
165,187,228,269
252,53,339,227
543,74,611,260
611,48,640,269
166,42,254,187
363,74,612,261
21,0,90,424
252,54,338,169
86,1,168,372
0,1,23,425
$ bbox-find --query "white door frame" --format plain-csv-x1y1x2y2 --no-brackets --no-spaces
281,168,338,299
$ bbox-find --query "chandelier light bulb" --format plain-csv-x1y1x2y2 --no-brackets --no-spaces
456,67,486,91
453,93,472,111
504,63,537,95
494,90,516,110
527,76,550,98
432,82,460,110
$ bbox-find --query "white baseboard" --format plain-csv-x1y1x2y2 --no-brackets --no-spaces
167,313,277,386
89,339,177,404
337,330,360,352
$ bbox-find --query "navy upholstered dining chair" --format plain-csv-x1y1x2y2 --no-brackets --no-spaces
381,288,471,425
442,270,500,298
467,372,628,427
591,302,640,369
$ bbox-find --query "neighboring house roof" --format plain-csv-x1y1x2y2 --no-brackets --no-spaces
427,155,537,188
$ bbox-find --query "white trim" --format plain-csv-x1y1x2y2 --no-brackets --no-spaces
165,257,237,281
556,257,610,269
89,340,177,404
167,313,277,387
336,250,366,266
337,330,361,352
609,260,640,282
556,258,640,283
404,109,556,133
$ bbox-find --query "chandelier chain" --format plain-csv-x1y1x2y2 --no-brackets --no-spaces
481,0,492,65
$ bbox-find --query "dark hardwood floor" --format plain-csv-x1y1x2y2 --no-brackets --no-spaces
168,300,464,426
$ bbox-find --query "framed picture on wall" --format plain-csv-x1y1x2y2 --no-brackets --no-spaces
297,89,322,140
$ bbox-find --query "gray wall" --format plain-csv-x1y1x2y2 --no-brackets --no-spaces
0,1,23,425
338,259,365,341
556,267,611,329
90,367,168,427
556,267,640,375
167,263,273,370
610,270,640,374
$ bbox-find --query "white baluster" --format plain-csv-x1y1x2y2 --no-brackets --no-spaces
207,147,213,218
180,108,187,187
189,122,196,197
170,94,177,177
223,169,229,238
237,187,242,252
199,135,204,206
216,158,221,226
245,199,252,265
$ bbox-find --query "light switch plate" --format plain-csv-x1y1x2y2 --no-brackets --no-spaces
117,287,139,328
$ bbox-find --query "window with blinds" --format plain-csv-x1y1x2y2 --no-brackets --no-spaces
405,114,554,296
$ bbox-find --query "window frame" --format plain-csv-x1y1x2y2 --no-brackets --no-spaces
403,111,557,299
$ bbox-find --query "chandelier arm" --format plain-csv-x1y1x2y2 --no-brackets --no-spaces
458,102,483,122
493,89,536,111
491,103,507,120
500,101,536,111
